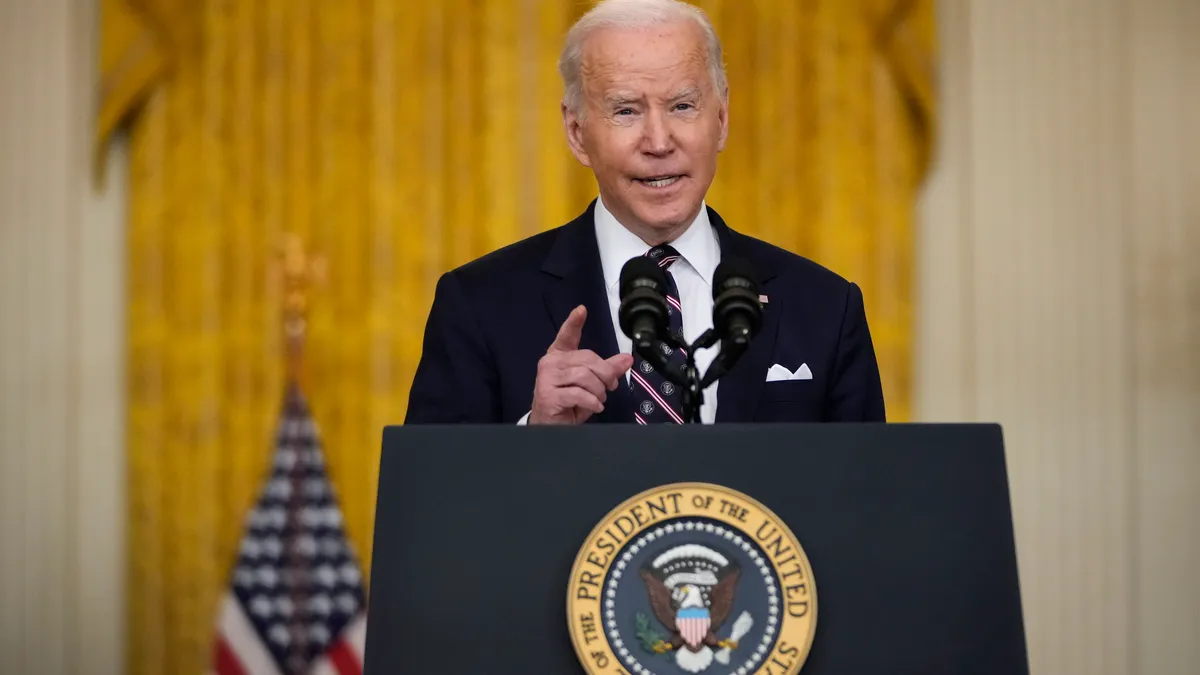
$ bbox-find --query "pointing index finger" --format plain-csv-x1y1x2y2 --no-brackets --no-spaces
549,305,587,353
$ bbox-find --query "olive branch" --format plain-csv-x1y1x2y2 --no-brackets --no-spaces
635,612,667,655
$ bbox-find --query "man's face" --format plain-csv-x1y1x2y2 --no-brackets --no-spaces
563,20,729,243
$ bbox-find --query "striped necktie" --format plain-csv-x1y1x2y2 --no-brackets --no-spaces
630,245,687,424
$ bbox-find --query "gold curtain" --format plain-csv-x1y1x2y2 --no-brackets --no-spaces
98,1,935,672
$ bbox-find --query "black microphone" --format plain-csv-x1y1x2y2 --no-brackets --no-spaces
699,259,763,389
618,256,671,351
712,258,763,350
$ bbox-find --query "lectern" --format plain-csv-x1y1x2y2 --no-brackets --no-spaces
363,424,1028,675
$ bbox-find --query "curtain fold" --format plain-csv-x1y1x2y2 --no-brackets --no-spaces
98,1,935,672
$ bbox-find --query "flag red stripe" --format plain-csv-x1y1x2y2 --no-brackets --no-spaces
214,636,249,675
328,639,361,675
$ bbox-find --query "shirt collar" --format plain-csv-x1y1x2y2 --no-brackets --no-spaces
594,194,720,291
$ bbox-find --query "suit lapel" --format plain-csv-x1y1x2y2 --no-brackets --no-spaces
541,201,634,423
710,208,780,424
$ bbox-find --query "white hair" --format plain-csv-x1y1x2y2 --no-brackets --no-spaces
559,0,728,117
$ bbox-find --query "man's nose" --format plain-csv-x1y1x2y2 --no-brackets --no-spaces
641,110,674,156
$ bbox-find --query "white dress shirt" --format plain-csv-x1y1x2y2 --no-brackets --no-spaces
593,196,722,424
519,196,721,425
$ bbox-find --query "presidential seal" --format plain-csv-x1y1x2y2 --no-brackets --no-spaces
568,483,817,675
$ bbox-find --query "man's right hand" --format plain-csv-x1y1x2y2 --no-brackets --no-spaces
529,305,634,425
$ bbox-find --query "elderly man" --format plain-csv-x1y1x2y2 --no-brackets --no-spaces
405,0,885,425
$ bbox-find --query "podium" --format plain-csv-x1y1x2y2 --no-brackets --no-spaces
363,424,1029,675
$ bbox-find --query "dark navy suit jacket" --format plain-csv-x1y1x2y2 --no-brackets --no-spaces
405,202,885,424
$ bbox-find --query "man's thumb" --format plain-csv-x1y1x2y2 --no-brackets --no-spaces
549,305,586,352
604,352,635,389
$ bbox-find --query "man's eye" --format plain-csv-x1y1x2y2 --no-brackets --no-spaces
616,108,635,116
675,103,693,111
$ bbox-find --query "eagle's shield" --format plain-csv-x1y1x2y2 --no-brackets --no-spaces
676,607,711,649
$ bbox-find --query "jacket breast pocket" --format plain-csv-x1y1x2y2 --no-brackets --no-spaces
755,381,825,422
759,380,822,402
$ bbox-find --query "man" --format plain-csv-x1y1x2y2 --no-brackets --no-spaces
405,0,885,425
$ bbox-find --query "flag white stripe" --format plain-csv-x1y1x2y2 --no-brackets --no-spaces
217,594,283,675
341,614,368,661
310,657,338,675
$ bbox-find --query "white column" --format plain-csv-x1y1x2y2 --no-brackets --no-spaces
1129,2,1200,673
917,1,1200,674
0,0,126,673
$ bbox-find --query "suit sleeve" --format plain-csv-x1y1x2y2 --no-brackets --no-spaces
404,271,501,424
828,282,886,422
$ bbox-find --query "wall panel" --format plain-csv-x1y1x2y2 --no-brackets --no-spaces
0,1,126,673
918,0,1200,673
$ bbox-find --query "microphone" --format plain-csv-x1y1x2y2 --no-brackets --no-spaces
700,259,763,388
618,256,671,351
712,258,763,351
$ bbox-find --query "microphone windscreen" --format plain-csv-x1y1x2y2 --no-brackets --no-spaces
619,256,669,299
713,258,759,296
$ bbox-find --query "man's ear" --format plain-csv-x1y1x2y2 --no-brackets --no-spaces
562,102,592,168
716,89,730,152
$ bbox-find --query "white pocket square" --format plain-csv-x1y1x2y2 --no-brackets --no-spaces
766,363,813,382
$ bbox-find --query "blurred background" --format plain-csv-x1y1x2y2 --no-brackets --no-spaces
0,0,1196,673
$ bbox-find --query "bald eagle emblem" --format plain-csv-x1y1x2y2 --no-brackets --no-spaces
568,485,818,675
637,544,754,673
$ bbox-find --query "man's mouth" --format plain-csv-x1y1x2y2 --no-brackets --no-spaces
636,175,683,188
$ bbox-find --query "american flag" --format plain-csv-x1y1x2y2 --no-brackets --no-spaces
211,384,368,675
